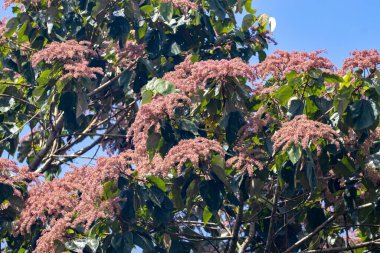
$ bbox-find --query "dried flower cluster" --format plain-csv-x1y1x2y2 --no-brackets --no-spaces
31,40,103,80
253,50,335,80
342,49,380,71
116,41,145,69
163,56,254,94
15,153,131,253
125,94,191,175
163,137,225,174
161,0,198,10
272,115,340,154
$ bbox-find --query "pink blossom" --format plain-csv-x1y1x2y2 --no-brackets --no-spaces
342,49,380,71
3,0,50,8
15,153,131,253
31,40,103,80
126,94,191,176
163,56,254,94
162,137,225,175
342,229,362,245
253,50,335,80
226,152,264,176
116,41,145,69
161,0,197,10
0,158,40,188
0,18,7,43
271,115,340,154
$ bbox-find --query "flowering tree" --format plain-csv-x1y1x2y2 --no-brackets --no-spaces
0,0,380,252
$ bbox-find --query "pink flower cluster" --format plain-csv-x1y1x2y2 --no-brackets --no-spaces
226,108,274,175
163,137,225,174
31,40,103,80
253,50,335,80
163,56,254,94
15,153,131,253
272,115,340,154
116,41,145,69
0,18,7,44
342,49,380,71
3,0,49,8
0,158,40,194
161,0,198,10
226,151,264,176
126,94,191,175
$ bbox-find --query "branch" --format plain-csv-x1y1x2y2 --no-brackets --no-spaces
29,113,64,171
227,199,244,253
264,181,280,253
239,221,256,253
283,213,339,253
305,239,380,253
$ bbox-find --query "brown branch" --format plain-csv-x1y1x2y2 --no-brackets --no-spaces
29,113,64,171
227,199,244,253
305,239,380,253
239,221,256,253
283,213,339,253
264,181,280,253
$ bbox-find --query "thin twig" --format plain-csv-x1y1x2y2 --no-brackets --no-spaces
305,239,380,253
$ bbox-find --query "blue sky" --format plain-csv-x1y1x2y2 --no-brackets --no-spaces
251,0,380,66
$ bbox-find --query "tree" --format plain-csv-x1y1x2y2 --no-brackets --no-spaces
0,0,379,252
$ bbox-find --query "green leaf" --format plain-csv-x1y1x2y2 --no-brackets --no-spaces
224,111,245,145
287,98,304,119
288,145,302,165
143,78,176,96
348,99,379,130
0,183,14,202
199,180,223,212
111,232,134,253
305,158,317,193
244,0,257,14
333,86,354,116
132,232,154,250
102,180,119,200
275,85,294,106
242,14,255,31
160,2,173,22
322,72,344,83
147,175,167,192
203,206,213,225
208,0,226,20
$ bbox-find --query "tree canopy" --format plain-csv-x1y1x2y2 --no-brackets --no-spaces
0,0,379,252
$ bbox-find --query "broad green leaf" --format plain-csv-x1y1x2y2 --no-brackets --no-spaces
160,3,173,22
147,175,167,192
275,85,294,106
288,145,302,165
242,14,255,31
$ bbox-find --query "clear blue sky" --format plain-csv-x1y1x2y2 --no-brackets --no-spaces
251,0,380,67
